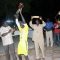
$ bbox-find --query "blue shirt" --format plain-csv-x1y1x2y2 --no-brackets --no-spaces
44,21,53,31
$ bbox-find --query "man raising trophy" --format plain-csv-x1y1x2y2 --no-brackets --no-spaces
15,2,29,60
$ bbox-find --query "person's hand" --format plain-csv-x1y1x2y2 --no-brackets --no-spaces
18,3,24,8
55,25,59,28
1,33,7,37
8,29,11,33
39,16,42,20
11,29,15,32
18,2,24,12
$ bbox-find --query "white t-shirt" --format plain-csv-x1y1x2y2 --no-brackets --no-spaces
0,26,14,46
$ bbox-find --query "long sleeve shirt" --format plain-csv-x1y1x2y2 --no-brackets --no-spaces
29,21,46,41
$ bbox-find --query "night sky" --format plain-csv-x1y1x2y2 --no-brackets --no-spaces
0,0,60,20
31,0,60,18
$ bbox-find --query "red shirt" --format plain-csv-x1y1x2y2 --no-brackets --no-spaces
54,22,60,33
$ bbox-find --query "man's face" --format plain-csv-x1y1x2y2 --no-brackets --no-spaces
36,20,40,25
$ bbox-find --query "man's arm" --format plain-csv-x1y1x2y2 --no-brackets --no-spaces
29,20,34,30
29,16,35,29
18,2,25,23
1,29,14,37
15,18,21,31
42,21,46,27
19,9,26,23
15,8,21,31
15,8,26,24
15,18,20,27
54,24,59,28
16,9,20,15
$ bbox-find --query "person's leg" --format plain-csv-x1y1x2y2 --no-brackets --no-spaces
18,55,29,60
54,33,57,46
58,33,60,41
46,31,49,47
9,43,17,60
49,31,53,47
25,55,29,60
34,41,40,59
18,55,22,60
25,42,29,60
39,40,45,59
57,33,60,46
59,33,60,46
4,45,10,60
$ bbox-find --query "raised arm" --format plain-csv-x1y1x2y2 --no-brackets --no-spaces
14,8,21,29
29,16,39,29
1,26,14,37
15,8,26,24
18,2,26,23
19,10,26,23
15,18,20,27
42,21,46,27
29,20,33,28
15,18,21,31
16,9,20,15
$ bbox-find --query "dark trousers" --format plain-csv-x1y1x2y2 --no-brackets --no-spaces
54,33,60,46
4,43,17,60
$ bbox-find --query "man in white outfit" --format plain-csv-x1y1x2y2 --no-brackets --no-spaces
0,22,16,60
29,16,45,60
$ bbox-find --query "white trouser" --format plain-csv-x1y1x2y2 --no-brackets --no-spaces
46,30,53,47
34,40,45,59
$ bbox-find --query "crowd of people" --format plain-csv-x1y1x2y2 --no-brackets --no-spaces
0,2,60,60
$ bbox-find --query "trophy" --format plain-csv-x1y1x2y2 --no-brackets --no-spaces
15,2,24,18
18,2,24,9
